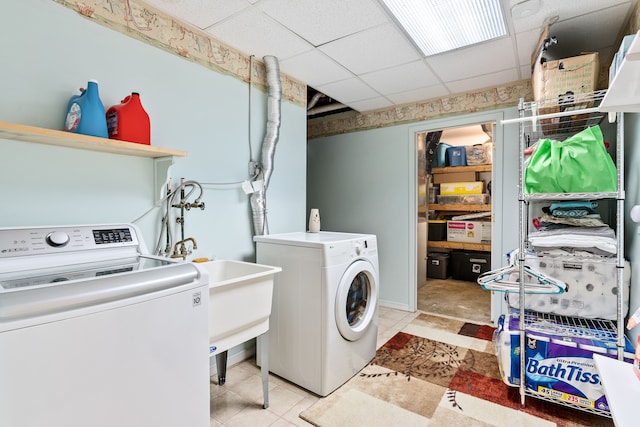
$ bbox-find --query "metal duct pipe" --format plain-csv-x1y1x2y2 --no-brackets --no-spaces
251,55,281,236
307,102,348,117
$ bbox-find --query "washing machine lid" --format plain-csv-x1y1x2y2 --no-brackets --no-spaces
253,231,376,248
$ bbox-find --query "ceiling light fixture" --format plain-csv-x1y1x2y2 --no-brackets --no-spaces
380,0,507,56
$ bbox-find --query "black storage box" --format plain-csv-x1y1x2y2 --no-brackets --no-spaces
451,250,490,282
427,252,450,279
428,220,447,241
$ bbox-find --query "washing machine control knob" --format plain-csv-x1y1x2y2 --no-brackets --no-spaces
46,231,70,247
354,243,362,255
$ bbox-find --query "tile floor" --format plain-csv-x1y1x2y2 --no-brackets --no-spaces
209,306,420,426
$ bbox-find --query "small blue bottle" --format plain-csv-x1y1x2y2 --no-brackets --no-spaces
64,80,108,138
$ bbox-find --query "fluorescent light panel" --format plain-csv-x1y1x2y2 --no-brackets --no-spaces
381,0,507,56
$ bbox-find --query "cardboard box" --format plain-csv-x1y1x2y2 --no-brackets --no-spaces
440,181,483,195
532,53,599,135
446,220,491,243
532,53,599,102
432,171,476,184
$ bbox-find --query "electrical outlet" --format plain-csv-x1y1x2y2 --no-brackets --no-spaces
249,161,260,177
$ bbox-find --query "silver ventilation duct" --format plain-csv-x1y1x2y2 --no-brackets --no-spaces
251,55,281,236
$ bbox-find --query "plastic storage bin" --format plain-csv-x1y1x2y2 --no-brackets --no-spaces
437,194,490,205
440,181,483,195
433,142,452,167
451,250,490,282
445,146,467,166
428,220,447,241
427,252,450,279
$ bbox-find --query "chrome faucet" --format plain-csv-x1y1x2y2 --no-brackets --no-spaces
171,237,198,259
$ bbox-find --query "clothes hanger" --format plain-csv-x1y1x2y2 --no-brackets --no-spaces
477,263,567,294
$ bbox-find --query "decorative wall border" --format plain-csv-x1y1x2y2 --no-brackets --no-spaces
308,80,532,139
52,0,307,107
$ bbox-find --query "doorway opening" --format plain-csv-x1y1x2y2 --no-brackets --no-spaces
417,123,494,324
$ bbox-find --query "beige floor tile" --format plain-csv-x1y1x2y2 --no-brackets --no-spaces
378,306,408,322
270,418,300,427
264,384,307,416
223,404,280,427
377,314,400,330
281,396,320,426
226,373,270,404
210,389,251,423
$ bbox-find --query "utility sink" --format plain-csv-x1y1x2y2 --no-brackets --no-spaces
196,260,281,355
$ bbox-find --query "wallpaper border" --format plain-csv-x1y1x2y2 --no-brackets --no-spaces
52,0,307,107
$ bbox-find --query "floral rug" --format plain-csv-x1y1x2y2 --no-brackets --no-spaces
299,313,614,427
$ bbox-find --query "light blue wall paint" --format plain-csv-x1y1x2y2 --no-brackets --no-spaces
308,125,412,310
624,113,640,345
308,108,520,315
1,0,306,362
1,0,306,250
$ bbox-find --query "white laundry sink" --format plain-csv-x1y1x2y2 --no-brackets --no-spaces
196,260,281,355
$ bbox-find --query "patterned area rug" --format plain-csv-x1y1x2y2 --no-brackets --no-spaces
300,313,614,427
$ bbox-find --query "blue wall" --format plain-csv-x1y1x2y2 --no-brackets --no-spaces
0,0,306,255
308,109,520,314
0,0,307,364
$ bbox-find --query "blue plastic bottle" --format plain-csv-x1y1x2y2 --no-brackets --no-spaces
63,80,108,138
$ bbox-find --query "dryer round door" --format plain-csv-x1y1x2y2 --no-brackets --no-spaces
335,259,378,341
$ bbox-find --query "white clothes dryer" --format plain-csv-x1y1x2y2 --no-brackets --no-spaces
254,231,379,397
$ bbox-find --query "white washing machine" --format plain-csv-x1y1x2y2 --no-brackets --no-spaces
254,231,379,397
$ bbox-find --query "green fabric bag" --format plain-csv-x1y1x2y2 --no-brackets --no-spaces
524,126,617,194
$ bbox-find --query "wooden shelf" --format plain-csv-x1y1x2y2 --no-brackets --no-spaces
428,203,491,212
431,164,492,174
428,240,491,252
0,121,186,158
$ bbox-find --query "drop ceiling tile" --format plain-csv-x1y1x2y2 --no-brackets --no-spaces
205,8,312,60
316,78,380,104
427,37,517,83
279,50,353,87
509,0,632,33
359,61,440,95
258,0,388,46
516,27,543,66
347,97,394,112
319,24,422,75
386,84,450,105
520,64,532,79
445,69,520,94
144,0,251,29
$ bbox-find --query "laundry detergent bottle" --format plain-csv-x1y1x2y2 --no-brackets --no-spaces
106,92,151,145
63,80,108,138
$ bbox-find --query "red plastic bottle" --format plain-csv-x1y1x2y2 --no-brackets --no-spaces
106,92,150,145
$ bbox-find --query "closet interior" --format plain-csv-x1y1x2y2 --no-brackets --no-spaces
417,124,494,324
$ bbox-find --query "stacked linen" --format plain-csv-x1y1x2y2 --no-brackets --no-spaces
528,201,617,256
507,200,629,320
527,226,616,256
